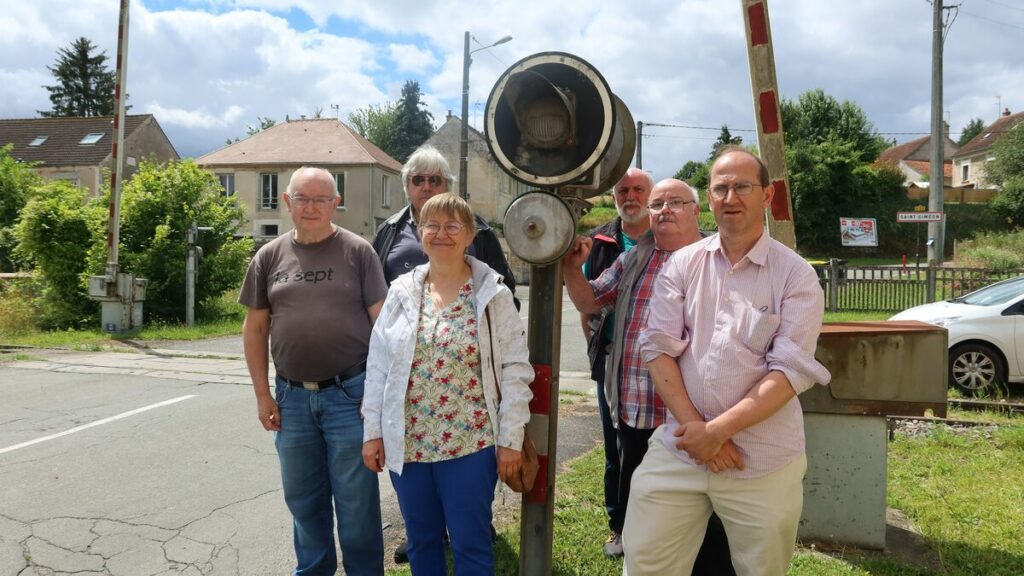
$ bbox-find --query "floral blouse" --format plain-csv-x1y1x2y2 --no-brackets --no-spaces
404,279,492,463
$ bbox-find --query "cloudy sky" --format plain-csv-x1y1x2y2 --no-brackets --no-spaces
2,0,1021,181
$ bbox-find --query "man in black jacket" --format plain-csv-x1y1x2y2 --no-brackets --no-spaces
581,167,652,556
371,145,517,304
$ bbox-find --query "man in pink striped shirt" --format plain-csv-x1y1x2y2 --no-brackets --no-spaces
624,147,831,576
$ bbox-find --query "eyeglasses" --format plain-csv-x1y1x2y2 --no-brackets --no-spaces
648,199,695,213
409,175,446,187
708,182,762,199
291,195,335,207
420,221,465,236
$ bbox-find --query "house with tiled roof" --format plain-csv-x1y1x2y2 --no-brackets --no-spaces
422,112,530,224
953,108,1024,188
197,118,402,240
878,123,958,187
0,114,178,195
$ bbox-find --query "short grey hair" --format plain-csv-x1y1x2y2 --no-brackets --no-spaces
285,166,339,197
401,145,456,196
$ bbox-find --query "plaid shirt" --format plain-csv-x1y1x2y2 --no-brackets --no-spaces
590,249,670,429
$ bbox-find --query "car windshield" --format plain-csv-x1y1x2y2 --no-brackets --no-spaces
955,276,1024,306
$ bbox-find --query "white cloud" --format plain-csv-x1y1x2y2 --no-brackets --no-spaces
1,0,1021,178
146,102,245,129
387,43,438,74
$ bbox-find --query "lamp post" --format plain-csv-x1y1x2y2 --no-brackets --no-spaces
459,31,512,199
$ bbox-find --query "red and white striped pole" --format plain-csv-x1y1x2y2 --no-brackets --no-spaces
105,0,131,280
742,0,797,250
518,264,562,576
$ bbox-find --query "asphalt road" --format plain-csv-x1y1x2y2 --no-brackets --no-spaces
0,286,602,575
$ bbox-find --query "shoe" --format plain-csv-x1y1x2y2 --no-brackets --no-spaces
393,539,409,564
603,532,623,557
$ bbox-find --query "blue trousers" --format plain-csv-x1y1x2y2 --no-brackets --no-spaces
275,373,384,576
390,447,498,576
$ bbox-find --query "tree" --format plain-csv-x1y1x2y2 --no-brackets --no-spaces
391,80,435,163
40,37,117,118
673,160,710,192
958,117,986,147
0,145,42,272
986,122,1024,226
348,102,400,159
709,125,743,160
781,88,887,163
781,89,899,253
101,160,254,322
226,116,278,145
15,181,102,327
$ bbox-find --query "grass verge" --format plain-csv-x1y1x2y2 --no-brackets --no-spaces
0,317,242,349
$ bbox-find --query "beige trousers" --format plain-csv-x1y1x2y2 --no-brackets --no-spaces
622,434,806,576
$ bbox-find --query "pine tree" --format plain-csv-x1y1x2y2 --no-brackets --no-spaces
39,37,117,118
392,80,435,163
708,125,743,160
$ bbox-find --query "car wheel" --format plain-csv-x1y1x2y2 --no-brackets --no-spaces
948,343,1006,396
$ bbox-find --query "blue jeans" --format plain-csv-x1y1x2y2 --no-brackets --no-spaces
390,447,498,576
274,373,384,576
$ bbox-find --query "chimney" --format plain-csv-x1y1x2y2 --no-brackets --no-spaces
943,121,949,138
447,110,452,119
1004,107,1012,117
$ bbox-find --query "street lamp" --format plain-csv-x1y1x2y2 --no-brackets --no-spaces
460,31,512,199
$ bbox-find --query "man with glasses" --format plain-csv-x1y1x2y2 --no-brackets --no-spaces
624,147,831,575
371,144,516,563
240,167,387,575
372,145,516,301
564,178,733,571
578,167,650,556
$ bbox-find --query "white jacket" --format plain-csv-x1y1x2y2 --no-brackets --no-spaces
362,256,534,475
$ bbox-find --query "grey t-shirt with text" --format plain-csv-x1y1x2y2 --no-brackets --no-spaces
239,226,387,382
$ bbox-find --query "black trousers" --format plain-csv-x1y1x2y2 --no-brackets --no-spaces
617,419,736,576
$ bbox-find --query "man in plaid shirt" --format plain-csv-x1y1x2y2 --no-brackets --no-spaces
563,178,733,572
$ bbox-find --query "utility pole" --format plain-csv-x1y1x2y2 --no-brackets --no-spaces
636,120,643,169
927,0,948,299
460,32,512,200
459,31,471,199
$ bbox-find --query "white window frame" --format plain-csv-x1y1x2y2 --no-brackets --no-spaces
260,173,278,210
217,173,235,197
29,136,48,146
381,174,391,208
961,163,970,183
333,172,347,210
80,133,104,145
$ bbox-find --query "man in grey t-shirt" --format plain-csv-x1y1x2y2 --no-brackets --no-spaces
240,167,387,576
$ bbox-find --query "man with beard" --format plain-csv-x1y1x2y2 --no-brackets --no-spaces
570,179,733,571
579,167,651,556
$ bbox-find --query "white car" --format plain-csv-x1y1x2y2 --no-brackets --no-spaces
890,276,1024,395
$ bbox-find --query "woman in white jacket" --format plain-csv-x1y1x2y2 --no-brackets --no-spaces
362,193,533,575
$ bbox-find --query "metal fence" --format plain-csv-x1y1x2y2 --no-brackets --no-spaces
813,261,1024,313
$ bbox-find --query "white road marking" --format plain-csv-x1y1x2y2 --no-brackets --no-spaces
0,395,197,455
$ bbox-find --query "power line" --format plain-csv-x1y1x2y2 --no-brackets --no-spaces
977,0,1024,13
958,7,1024,30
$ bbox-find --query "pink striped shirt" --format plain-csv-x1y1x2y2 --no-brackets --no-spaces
640,232,831,478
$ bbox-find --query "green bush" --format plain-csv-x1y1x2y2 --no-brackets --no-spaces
955,229,1024,269
90,159,254,322
0,277,43,336
14,181,101,328
989,176,1024,227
